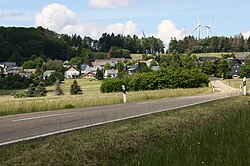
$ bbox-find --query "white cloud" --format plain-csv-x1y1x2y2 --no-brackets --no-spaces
34,3,182,47
35,3,77,31
105,21,138,35
243,31,250,39
88,0,134,8
156,19,185,47
35,3,138,39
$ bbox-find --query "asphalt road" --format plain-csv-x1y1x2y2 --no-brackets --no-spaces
0,80,240,146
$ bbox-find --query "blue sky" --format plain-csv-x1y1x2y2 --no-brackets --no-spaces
1,0,250,45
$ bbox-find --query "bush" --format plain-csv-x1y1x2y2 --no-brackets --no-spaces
100,68,209,93
64,104,75,109
25,82,47,97
100,78,124,93
70,80,82,95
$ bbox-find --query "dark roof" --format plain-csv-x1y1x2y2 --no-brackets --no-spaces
128,63,139,71
198,56,219,62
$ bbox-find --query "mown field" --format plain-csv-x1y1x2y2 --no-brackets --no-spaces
0,78,212,116
0,96,249,165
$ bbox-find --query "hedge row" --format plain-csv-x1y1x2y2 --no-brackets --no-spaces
100,68,209,93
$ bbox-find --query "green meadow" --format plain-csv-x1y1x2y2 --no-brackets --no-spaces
0,78,212,116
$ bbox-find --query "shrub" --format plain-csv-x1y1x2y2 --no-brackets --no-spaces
64,104,75,109
70,80,82,95
100,78,124,93
100,68,209,93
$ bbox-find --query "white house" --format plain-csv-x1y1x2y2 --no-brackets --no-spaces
64,66,80,79
104,69,118,78
81,64,91,75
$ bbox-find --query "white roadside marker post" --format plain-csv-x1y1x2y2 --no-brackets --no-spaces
243,77,247,96
122,85,127,103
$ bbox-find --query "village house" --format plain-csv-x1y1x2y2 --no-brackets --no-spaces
91,58,131,69
127,63,139,75
23,69,37,74
5,66,22,75
0,62,17,75
81,64,91,75
64,66,80,79
43,70,55,80
104,69,118,78
85,66,98,79
197,56,220,65
91,59,115,69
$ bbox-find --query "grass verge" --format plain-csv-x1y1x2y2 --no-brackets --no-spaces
0,78,212,116
223,78,249,90
0,96,249,165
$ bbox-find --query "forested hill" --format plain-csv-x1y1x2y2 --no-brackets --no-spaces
0,26,76,64
169,35,250,53
0,26,165,65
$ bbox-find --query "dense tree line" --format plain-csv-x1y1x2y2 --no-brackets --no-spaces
0,27,75,65
0,74,31,90
0,27,164,65
169,34,250,53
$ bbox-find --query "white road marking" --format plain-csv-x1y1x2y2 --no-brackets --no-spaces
0,95,228,147
12,112,76,122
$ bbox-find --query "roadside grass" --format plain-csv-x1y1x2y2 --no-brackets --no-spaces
0,78,212,116
223,78,250,90
0,96,249,165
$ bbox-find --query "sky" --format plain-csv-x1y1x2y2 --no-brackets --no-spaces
1,0,250,47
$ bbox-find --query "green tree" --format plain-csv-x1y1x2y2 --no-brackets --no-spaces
218,60,230,78
70,80,82,95
96,68,104,80
137,62,151,73
104,63,111,71
201,60,215,75
44,59,64,72
116,61,125,72
35,82,47,97
55,80,64,95
26,83,36,97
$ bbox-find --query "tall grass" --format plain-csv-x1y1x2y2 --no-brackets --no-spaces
0,78,212,116
117,100,250,165
223,78,249,90
0,97,249,165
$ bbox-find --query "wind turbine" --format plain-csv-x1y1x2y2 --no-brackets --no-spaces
142,29,146,38
204,17,214,38
193,16,205,39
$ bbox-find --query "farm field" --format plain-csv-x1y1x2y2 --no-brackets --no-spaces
223,78,250,90
0,96,249,165
0,78,212,116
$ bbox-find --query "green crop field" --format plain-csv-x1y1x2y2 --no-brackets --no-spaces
0,96,249,165
0,78,212,116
